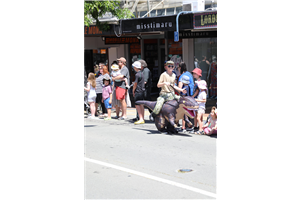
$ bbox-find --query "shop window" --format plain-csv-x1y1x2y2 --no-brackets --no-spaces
140,11,147,18
150,10,156,17
175,7,182,14
194,38,217,97
168,39,182,76
129,43,141,83
157,9,165,16
166,8,175,15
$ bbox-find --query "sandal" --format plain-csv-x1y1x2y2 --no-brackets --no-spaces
194,131,200,135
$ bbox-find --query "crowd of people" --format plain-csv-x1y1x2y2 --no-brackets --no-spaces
84,56,217,135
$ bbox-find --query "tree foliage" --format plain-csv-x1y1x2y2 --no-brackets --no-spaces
84,1,133,31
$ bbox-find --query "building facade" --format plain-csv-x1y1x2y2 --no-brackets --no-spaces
84,0,217,98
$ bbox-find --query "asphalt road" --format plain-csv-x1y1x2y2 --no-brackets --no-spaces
84,116,216,199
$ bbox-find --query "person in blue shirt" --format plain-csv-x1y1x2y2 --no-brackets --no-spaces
180,75,192,132
180,75,190,96
177,62,194,96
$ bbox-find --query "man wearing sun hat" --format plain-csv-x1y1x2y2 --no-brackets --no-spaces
112,57,130,120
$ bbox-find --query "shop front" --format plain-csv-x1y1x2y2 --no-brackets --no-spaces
84,11,217,99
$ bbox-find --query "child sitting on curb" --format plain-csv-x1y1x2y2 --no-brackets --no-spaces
202,106,217,135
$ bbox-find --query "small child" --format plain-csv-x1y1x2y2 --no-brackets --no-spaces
194,80,207,134
84,73,97,118
102,74,113,120
111,64,130,89
202,106,217,135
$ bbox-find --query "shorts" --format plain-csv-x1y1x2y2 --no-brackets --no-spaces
134,92,144,103
104,97,112,109
116,86,126,100
198,107,205,115
88,95,96,103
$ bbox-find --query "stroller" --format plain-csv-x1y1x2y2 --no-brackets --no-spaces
84,94,90,116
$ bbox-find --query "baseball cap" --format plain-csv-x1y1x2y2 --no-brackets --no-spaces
117,57,126,63
132,61,141,69
166,60,174,65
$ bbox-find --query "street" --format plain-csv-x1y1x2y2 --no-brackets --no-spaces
84,110,216,199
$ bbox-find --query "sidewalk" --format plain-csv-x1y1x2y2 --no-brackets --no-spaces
85,107,210,121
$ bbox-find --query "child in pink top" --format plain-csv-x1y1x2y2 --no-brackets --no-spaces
202,106,217,135
102,74,112,120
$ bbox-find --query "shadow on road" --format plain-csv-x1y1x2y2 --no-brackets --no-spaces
132,128,193,137
84,125,97,127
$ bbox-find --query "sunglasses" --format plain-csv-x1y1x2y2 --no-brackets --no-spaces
167,65,174,68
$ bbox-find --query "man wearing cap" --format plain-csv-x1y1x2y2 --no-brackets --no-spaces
132,61,146,125
139,59,153,121
112,57,130,120
151,60,187,118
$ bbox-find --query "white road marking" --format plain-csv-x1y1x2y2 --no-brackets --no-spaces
85,157,216,199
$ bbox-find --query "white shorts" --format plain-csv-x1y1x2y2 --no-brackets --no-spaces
197,108,205,115
88,96,96,103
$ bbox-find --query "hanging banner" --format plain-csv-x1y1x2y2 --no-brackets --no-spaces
194,12,217,29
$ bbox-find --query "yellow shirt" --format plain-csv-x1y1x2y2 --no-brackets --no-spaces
158,72,176,95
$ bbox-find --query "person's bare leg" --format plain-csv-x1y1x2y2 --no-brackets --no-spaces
141,105,144,121
107,108,111,118
90,102,95,117
115,105,120,117
121,98,127,118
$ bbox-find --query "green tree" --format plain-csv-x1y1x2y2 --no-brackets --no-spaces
84,1,133,30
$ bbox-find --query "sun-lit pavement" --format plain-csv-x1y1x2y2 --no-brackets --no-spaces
84,108,216,199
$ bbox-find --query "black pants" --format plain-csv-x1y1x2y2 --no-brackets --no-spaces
136,88,152,119
96,93,107,114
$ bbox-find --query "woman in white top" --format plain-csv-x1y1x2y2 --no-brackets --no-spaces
195,80,207,134
84,73,97,118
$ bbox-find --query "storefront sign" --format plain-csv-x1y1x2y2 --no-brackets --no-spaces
167,30,217,39
105,37,140,44
100,49,106,54
122,15,176,33
194,12,217,29
84,25,113,36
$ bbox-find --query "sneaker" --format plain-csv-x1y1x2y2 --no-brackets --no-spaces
134,120,145,125
112,116,120,119
104,117,111,120
118,116,128,120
